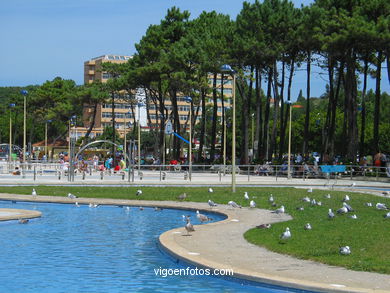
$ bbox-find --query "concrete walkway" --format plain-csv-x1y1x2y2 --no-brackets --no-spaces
1,193,389,292
0,208,41,221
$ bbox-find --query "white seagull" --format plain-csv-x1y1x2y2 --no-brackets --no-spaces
249,200,256,208
177,193,187,201
339,246,351,255
310,199,317,206
365,202,373,207
343,202,354,212
376,203,388,210
196,210,211,223
136,189,142,196
75,202,80,207
208,188,213,193
337,205,348,214
328,208,335,219
302,196,310,202
349,214,357,219
324,194,331,199
343,194,350,202
304,223,312,230
68,193,77,199
228,201,241,208
244,192,249,200
208,199,217,207
384,212,390,219
269,194,274,203
273,205,285,214
350,182,356,188
32,189,37,196
280,227,291,241
307,188,313,193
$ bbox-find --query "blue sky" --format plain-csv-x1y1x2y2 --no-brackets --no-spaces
0,0,388,99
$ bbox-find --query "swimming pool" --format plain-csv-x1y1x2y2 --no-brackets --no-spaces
0,201,312,292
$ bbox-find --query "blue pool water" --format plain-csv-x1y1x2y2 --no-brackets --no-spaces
0,201,311,293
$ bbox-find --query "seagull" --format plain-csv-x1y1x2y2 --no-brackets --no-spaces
349,182,356,188
139,207,144,211
376,203,388,210
310,199,317,206
307,188,313,193
304,223,312,230
343,194,350,202
343,202,354,212
384,212,390,219
365,202,373,207
339,246,351,255
296,206,304,211
32,189,37,196
68,193,77,199
184,216,195,235
89,203,98,208
244,192,249,200
328,208,335,219
136,189,142,196
302,196,311,202
75,202,80,207
228,201,241,208
337,205,348,214
269,194,274,203
249,200,256,208
208,188,213,193
280,227,291,241
256,223,271,229
324,194,331,199
273,205,285,214
177,193,187,201
316,201,322,206
154,207,162,211
18,218,29,224
349,214,357,219
196,210,212,223
208,199,217,207
382,191,390,196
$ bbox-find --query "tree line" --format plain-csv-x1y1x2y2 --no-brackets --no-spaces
0,0,389,164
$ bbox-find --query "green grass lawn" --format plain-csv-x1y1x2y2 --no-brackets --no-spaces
1,185,389,274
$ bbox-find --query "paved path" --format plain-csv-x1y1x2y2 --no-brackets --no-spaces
1,193,389,292
0,208,41,221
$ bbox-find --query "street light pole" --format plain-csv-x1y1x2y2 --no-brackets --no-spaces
21,90,28,163
221,64,236,192
137,103,143,171
9,104,15,165
223,107,227,176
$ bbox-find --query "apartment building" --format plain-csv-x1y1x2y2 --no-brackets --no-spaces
78,55,232,139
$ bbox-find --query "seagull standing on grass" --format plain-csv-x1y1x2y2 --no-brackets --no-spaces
136,189,142,196
343,202,354,212
365,202,373,207
250,200,256,208
328,209,335,219
384,212,390,219
343,194,350,202
304,223,312,230
339,246,351,255
302,196,310,202
208,188,213,193
349,214,357,219
208,199,217,208
337,204,348,214
280,227,291,241
307,188,313,193
68,193,77,199
32,189,37,196
269,194,274,204
177,193,187,201
324,194,331,199
244,192,249,201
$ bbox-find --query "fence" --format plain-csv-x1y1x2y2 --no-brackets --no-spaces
0,160,389,183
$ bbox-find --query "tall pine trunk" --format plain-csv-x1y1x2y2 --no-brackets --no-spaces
210,73,218,163
255,67,262,161
303,51,311,156
373,51,383,153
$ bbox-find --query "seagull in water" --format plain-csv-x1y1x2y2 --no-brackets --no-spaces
273,205,285,214
184,216,195,235
32,189,37,196
208,188,213,193
376,203,388,210
250,200,256,208
304,223,312,230
328,208,335,219
89,203,98,208
244,192,249,201
280,227,291,241
136,189,142,196
208,199,217,208
196,210,212,223
75,202,80,207
228,201,241,208
339,246,351,255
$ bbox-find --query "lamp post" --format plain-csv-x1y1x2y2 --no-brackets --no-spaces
221,64,236,192
9,103,16,165
137,103,144,171
68,115,76,182
184,96,193,181
124,110,131,165
286,100,293,179
21,90,28,163
223,107,227,176
45,120,52,161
